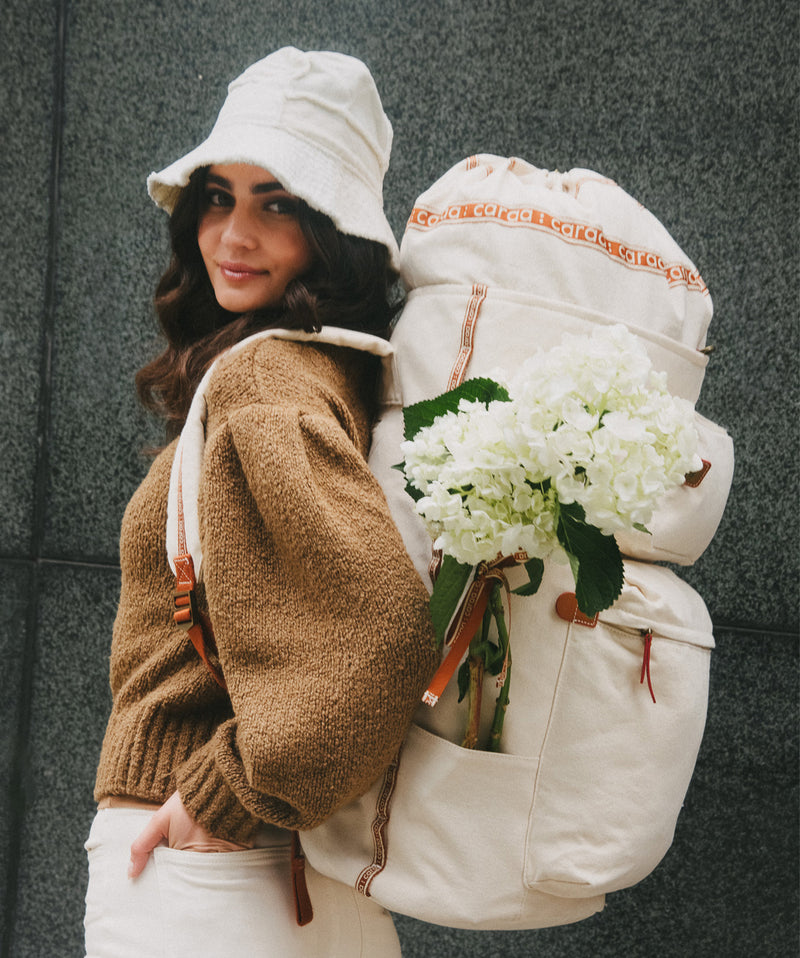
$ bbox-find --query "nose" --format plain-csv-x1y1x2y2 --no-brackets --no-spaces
221,206,258,249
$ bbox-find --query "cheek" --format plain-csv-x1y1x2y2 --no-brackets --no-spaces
279,226,315,278
196,218,215,268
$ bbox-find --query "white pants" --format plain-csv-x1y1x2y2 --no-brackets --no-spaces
84,809,401,958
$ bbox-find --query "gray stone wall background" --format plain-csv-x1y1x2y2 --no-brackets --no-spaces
1,0,797,955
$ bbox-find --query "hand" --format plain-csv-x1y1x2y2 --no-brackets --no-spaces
128,791,252,878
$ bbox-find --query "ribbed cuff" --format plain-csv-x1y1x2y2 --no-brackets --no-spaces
173,731,261,844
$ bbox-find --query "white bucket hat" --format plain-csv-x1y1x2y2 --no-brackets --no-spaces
147,47,400,266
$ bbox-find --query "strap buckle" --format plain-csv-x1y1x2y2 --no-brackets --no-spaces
173,587,199,631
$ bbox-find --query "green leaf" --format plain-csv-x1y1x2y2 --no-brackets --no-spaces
511,557,545,596
467,583,508,676
402,378,510,441
556,502,623,618
429,555,473,648
404,484,424,503
469,631,506,676
392,461,426,503
483,636,507,676
456,659,470,703
632,522,651,535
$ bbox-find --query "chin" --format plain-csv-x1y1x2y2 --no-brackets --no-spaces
215,289,283,313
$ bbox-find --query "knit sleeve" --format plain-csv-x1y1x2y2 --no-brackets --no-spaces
173,399,438,842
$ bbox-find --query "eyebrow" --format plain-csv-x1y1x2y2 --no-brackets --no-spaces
206,173,285,195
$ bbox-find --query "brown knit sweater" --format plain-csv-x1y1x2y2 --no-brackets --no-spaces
94,337,437,843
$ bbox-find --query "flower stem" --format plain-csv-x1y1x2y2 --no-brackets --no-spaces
487,648,512,752
461,600,493,749
461,655,484,749
488,586,511,752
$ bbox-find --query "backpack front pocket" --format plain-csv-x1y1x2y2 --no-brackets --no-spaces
367,723,605,929
523,560,714,897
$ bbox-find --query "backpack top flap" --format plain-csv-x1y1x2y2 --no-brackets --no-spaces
401,154,712,354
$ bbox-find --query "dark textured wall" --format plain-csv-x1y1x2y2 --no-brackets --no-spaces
1,1,797,955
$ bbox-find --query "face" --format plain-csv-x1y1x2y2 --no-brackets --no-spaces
197,164,315,313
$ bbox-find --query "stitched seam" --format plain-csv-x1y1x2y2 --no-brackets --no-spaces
446,283,488,389
523,624,572,893
354,750,401,896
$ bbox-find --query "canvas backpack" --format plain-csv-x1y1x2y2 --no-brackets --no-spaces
168,155,733,930
299,156,733,929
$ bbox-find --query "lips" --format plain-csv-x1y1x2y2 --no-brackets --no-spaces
218,261,268,281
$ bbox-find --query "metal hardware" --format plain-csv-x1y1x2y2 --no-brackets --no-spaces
172,587,199,631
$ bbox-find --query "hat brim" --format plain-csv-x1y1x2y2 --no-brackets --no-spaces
147,126,400,268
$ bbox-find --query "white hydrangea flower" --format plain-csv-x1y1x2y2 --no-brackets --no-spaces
401,325,700,567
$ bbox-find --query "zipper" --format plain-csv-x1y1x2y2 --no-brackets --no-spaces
556,592,657,703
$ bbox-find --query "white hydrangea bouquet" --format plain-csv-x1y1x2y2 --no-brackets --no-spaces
399,324,702,750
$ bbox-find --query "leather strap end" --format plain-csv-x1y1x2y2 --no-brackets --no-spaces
290,831,314,926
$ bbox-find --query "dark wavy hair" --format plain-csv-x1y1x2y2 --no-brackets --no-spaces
136,166,401,436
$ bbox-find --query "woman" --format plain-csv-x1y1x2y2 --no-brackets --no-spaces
84,47,436,957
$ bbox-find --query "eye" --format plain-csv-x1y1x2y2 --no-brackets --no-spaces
264,196,301,215
204,188,233,209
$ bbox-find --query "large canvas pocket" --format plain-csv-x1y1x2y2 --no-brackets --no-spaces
303,722,604,930
523,561,713,897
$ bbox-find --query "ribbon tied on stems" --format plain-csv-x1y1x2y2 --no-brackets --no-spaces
423,554,518,707
422,553,533,751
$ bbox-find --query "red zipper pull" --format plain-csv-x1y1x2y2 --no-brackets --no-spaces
640,630,656,703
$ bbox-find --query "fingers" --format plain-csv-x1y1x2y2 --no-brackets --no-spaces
161,791,200,850
128,807,169,879
127,791,249,878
